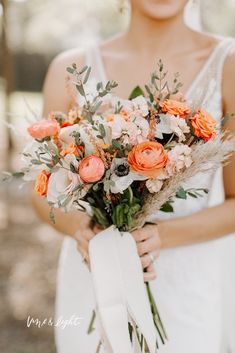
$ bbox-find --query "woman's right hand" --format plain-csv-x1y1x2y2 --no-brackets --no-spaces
73,220,96,268
73,219,104,268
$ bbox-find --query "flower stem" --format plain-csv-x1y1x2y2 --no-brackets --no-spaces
145,282,168,344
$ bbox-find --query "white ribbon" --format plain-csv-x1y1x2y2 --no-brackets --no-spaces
89,225,157,353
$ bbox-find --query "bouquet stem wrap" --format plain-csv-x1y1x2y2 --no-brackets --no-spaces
89,225,157,353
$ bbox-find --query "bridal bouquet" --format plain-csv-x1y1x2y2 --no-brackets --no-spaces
5,60,235,352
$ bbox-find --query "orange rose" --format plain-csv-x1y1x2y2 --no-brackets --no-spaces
34,170,50,196
28,120,60,139
60,143,84,157
128,141,168,179
190,108,217,141
159,99,190,117
79,155,105,183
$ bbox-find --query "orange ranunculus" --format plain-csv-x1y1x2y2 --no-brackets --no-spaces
60,143,84,157
190,108,217,141
159,99,190,117
28,119,60,139
128,141,168,179
34,170,50,196
79,155,105,183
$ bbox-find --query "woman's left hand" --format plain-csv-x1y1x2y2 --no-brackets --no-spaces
131,224,161,282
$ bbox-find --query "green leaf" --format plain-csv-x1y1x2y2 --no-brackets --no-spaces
112,139,122,150
99,123,106,138
128,85,145,100
76,84,85,97
160,202,174,213
70,163,77,173
187,192,198,198
176,187,187,199
96,82,103,91
31,159,42,165
83,66,91,84
12,171,25,178
66,67,74,74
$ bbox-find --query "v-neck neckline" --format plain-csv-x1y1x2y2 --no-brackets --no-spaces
95,38,228,100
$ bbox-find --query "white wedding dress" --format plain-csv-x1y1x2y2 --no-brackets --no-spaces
55,37,235,353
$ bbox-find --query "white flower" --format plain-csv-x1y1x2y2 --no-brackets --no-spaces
47,155,89,210
59,124,96,154
155,114,173,139
146,179,163,193
21,140,52,181
155,114,190,142
110,158,147,194
106,114,127,140
107,114,149,145
166,144,192,176
133,116,150,142
169,115,190,142
130,96,149,117
119,96,149,119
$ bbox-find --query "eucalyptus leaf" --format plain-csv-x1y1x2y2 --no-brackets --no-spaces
129,85,145,100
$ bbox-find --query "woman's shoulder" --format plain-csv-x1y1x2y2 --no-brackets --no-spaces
48,47,87,77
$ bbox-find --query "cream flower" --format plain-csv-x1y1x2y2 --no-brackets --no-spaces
155,114,190,142
47,155,90,210
59,124,96,155
169,115,190,142
21,140,53,181
107,114,149,145
146,178,163,193
166,144,192,176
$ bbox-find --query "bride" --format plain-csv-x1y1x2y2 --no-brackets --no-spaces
32,0,235,352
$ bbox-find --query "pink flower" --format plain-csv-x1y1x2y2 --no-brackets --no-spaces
166,144,192,176
79,155,105,183
28,120,60,139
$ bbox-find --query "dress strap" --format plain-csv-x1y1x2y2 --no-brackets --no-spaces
188,37,235,111
213,37,235,90
85,44,106,82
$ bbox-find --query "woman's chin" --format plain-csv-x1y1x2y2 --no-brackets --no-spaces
132,0,188,21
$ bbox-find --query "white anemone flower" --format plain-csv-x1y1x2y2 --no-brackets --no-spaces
110,158,147,194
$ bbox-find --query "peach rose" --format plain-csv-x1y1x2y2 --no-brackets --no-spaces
79,155,105,183
28,120,60,139
34,170,50,196
128,141,168,179
190,108,217,140
159,99,190,117
60,143,84,157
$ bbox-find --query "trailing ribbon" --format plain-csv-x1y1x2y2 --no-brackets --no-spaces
89,225,157,353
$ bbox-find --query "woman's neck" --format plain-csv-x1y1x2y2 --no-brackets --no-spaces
125,8,194,55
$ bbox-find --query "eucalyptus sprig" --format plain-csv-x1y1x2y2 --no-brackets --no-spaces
66,63,118,122
144,59,183,108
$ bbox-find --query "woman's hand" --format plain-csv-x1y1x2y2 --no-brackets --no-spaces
131,224,161,282
73,219,96,269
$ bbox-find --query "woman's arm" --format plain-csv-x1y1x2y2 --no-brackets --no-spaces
132,50,235,255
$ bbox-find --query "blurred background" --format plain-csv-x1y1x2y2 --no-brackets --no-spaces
0,0,235,352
